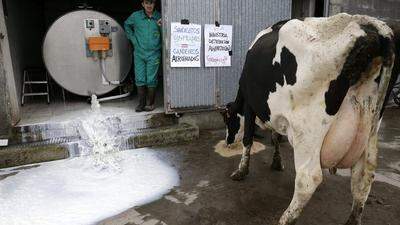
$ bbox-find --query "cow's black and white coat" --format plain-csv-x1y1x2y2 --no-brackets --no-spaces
223,13,399,225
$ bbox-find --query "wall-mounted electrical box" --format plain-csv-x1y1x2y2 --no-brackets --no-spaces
84,18,113,57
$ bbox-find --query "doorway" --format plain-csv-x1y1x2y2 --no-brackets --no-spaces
2,0,164,125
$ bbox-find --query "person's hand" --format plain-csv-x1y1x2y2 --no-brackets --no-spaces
157,19,162,26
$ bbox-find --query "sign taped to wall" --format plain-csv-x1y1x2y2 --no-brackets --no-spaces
170,22,202,67
204,24,232,67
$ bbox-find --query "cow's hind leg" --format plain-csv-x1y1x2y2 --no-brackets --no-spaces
271,131,284,171
345,132,378,225
231,104,256,181
278,136,323,225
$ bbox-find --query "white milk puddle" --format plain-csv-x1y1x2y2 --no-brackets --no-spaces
0,96,179,225
0,149,179,225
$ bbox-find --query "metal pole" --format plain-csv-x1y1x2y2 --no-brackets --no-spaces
324,0,330,17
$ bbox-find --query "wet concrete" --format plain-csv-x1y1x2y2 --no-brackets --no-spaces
99,107,400,225
0,111,196,168
0,144,69,169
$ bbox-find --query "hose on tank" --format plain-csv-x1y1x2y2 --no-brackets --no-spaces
99,57,120,85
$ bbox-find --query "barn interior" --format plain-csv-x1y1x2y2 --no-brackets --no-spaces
3,0,163,125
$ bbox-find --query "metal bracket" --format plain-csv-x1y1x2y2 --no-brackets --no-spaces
180,19,190,25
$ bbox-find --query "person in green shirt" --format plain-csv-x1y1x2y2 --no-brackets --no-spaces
124,0,162,112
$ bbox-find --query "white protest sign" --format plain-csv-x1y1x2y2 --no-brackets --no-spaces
170,23,202,67
204,24,233,67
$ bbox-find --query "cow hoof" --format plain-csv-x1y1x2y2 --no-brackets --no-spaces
329,167,337,175
278,218,298,225
344,218,361,225
230,169,248,181
270,160,284,171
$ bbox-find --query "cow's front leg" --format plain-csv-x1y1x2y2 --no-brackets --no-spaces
230,144,251,181
278,136,323,225
271,131,284,171
345,132,378,225
231,105,256,181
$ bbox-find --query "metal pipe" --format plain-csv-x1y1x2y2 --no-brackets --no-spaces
324,0,330,17
98,92,131,103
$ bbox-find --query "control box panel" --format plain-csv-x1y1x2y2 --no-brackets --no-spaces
84,19,113,57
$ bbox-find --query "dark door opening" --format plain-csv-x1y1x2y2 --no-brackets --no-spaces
314,0,325,17
3,0,164,125
292,0,326,18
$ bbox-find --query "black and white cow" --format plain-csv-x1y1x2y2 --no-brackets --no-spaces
222,13,400,225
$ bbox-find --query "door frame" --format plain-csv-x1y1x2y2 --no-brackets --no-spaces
0,0,21,126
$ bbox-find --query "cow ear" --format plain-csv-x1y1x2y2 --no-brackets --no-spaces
219,108,230,121
219,108,226,116
226,102,237,115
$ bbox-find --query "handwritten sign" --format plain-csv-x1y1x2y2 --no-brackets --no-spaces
170,23,202,67
204,24,232,67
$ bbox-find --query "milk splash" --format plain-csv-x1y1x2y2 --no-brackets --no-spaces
0,96,180,225
78,95,124,173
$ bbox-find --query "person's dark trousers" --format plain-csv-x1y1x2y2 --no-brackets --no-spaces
135,86,147,112
145,87,156,111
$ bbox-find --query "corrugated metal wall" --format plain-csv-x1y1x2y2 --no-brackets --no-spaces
162,0,292,113
217,0,292,106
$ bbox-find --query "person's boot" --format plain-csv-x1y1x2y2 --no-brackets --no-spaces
135,86,146,112
145,87,156,111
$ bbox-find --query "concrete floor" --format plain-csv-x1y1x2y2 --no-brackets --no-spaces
19,92,164,125
98,107,400,225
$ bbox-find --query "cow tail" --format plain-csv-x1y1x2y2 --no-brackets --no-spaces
379,21,400,118
373,36,396,133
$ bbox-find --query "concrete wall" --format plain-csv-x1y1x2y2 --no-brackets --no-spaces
328,0,400,19
0,42,12,136
0,0,20,133
328,0,343,15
